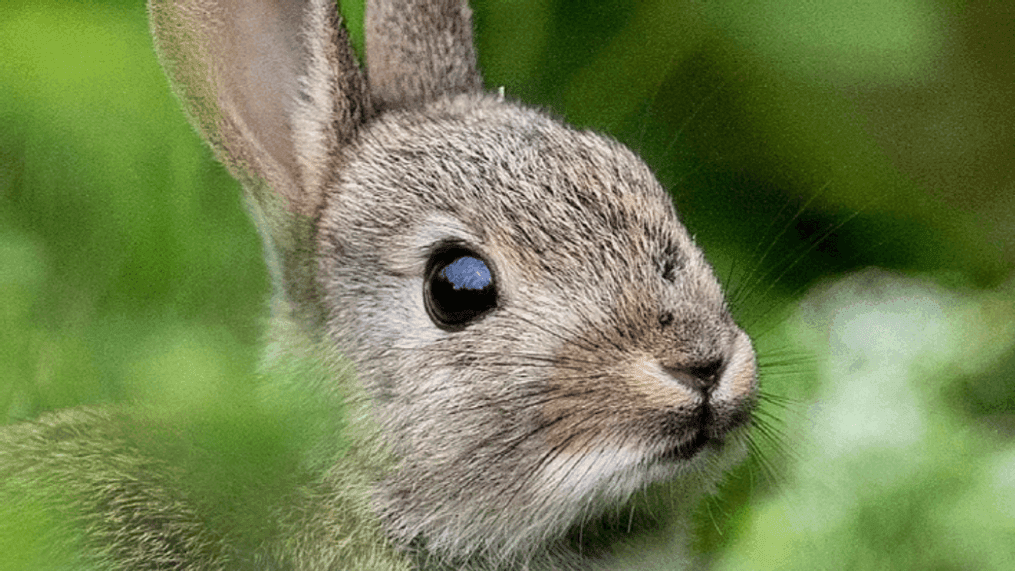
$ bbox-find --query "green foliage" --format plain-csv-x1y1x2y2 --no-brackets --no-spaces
0,494,86,570
1,1,266,420
714,273,1015,570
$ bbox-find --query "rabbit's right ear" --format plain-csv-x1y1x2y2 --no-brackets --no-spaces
365,0,483,110
148,0,369,217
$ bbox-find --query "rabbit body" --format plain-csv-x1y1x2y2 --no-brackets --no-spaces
0,0,758,569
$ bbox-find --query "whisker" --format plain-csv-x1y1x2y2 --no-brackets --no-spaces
729,181,831,312
384,345,602,370
504,306,623,356
758,213,864,316
445,385,602,418
510,412,610,517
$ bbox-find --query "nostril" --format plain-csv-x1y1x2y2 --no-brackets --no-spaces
691,359,723,387
658,311,675,327
663,359,724,394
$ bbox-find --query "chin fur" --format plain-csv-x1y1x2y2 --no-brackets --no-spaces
392,427,751,570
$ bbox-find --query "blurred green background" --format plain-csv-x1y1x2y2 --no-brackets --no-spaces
2,0,1013,569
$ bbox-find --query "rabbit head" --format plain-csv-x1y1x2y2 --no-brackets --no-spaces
150,0,757,566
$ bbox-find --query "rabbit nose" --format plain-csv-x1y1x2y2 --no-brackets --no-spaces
662,359,724,394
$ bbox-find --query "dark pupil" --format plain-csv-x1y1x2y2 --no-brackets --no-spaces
425,252,497,330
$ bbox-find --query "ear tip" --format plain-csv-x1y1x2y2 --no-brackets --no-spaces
149,0,369,220
365,0,483,110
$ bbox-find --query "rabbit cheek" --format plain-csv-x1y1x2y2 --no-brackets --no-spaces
540,355,702,458
537,322,756,489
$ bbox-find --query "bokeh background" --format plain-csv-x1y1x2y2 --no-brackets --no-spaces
2,0,1013,568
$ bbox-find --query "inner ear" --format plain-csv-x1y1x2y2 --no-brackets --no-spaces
217,0,303,190
149,0,368,216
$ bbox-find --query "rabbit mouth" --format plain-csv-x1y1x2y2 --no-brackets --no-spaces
662,430,715,461
658,405,731,461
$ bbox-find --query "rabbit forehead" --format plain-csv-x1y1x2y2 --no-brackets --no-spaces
332,94,709,291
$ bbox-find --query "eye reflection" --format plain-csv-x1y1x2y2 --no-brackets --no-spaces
441,256,492,291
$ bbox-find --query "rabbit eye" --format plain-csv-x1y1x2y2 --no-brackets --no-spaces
424,246,497,330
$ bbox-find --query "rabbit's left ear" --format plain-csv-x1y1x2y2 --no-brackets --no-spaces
148,0,368,217
365,0,483,111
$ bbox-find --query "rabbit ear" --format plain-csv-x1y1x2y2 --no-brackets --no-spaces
150,0,369,335
366,0,483,110
148,0,369,217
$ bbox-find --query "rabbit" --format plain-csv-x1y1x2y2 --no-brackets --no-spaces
0,0,758,569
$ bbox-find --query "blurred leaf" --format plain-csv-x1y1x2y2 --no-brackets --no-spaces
1,1,266,414
715,270,1015,570
704,0,944,86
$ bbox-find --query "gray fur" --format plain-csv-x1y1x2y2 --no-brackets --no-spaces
366,0,482,110
0,1,758,569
